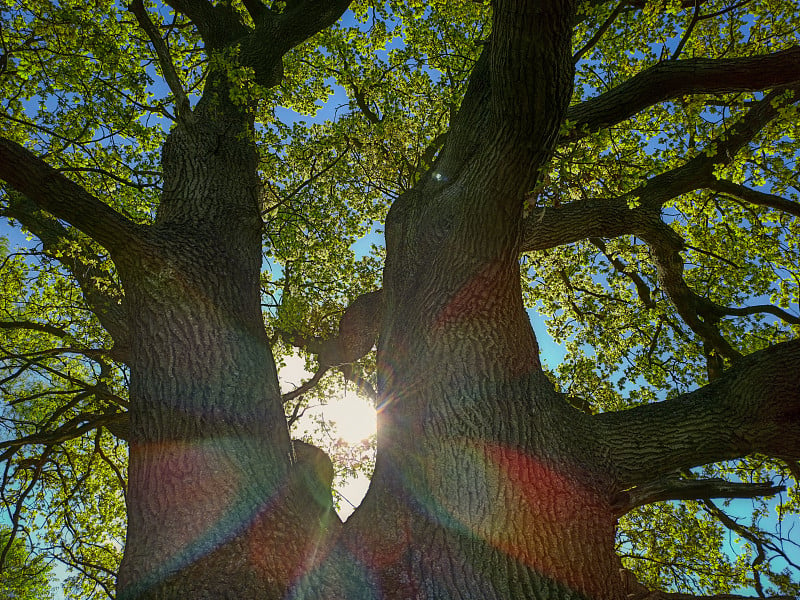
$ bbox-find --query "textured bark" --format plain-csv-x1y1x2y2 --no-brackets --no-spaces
299,4,633,598
113,81,340,598
597,338,800,491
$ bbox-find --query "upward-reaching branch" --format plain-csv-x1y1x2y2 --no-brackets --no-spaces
565,46,800,141
129,0,193,123
486,0,577,194
0,137,143,257
427,0,577,217
237,0,352,87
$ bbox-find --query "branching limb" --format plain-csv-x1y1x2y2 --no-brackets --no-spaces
565,47,800,140
237,0,353,87
611,473,785,516
0,138,143,256
523,85,800,367
595,338,800,489
161,0,245,50
129,0,193,123
639,221,742,362
633,84,799,213
2,193,130,346
706,179,800,219
279,290,383,369
525,85,800,252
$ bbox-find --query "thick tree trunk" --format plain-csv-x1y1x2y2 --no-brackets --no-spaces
115,106,338,599
298,4,634,595
316,178,625,598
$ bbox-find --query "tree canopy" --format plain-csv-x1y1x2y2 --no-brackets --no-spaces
0,526,55,599
0,0,799,599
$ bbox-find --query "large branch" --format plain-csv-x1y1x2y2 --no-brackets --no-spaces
565,46,800,140
611,474,785,516
419,0,577,240
706,179,800,219
2,193,130,346
485,0,577,194
522,198,653,252
129,0,192,122
522,83,800,252
238,0,352,87
164,0,351,89
0,137,142,256
594,338,800,489
161,0,245,50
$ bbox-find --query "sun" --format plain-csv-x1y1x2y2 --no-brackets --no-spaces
279,354,377,517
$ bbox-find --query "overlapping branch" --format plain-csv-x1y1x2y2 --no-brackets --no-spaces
2,193,130,346
522,84,800,364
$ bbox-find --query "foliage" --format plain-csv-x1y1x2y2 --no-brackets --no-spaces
0,0,798,597
0,526,54,599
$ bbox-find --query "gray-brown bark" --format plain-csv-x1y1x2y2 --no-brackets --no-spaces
317,3,633,598
597,338,800,491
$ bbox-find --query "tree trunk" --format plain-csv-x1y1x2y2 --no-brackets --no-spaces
115,105,339,599
309,175,626,598
118,3,632,598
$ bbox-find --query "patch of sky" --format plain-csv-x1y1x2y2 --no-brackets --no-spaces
272,76,350,127
349,220,383,257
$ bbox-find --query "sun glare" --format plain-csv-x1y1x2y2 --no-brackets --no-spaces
279,354,377,518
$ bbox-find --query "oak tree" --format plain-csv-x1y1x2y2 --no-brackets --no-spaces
1,0,799,598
